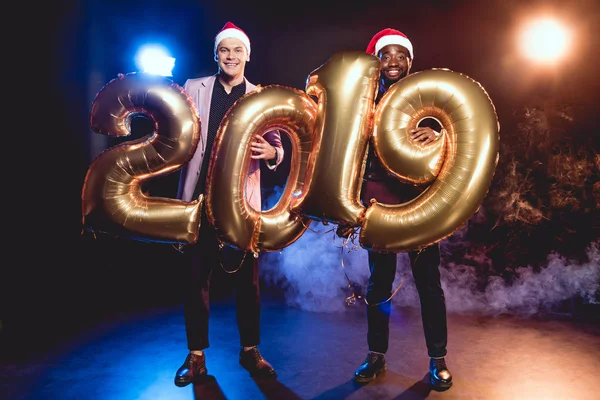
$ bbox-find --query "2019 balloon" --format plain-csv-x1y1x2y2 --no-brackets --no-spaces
82,51,499,254
82,72,202,244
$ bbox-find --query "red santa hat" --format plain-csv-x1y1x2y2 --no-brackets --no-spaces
366,28,414,59
214,22,251,57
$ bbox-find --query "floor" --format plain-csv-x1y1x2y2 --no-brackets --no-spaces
2,293,599,400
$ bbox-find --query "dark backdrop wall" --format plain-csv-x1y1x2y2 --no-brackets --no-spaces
6,0,599,358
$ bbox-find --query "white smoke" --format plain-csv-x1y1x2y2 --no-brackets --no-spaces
260,212,599,317
261,222,370,312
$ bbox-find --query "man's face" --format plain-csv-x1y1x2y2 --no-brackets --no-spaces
378,44,412,85
216,38,248,78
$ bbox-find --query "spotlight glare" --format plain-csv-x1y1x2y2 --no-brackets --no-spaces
520,18,571,64
136,45,175,77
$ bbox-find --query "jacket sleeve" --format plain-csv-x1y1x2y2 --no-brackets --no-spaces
263,129,284,170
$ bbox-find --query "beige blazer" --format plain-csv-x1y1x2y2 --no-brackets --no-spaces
176,75,283,211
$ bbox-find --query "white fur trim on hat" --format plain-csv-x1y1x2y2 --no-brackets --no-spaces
214,28,251,57
376,35,414,59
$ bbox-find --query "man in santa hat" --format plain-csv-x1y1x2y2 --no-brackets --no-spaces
174,21,283,387
338,28,452,391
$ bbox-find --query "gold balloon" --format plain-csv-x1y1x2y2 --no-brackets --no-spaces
82,54,499,254
206,85,317,254
372,74,447,185
205,53,499,254
82,72,202,244
360,68,500,252
299,51,379,224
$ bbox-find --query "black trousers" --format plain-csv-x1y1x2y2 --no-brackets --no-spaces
360,171,448,358
366,243,448,358
181,211,260,350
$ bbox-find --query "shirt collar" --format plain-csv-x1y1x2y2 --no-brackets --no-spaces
215,77,246,94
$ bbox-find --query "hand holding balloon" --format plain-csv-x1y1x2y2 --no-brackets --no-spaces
336,223,356,239
250,134,277,161
410,127,443,146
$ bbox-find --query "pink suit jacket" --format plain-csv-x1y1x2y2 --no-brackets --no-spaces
176,75,284,211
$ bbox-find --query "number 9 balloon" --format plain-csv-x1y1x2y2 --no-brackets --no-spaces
361,68,500,252
82,72,202,244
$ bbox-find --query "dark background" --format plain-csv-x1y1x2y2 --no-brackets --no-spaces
6,0,599,358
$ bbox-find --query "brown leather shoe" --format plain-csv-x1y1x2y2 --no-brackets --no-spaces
354,352,386,383
239,347,277,379
174,353,207,387
430,357,453,391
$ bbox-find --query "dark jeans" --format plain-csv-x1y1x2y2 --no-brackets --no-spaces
361,176,447,358
366,243,448,358
181,211,260,350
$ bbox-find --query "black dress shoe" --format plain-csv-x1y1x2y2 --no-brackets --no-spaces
354,352,386,383
174,353,207,387
430,357,453,391
239,347,277,379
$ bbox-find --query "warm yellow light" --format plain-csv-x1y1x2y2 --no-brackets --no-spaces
520,18,571,63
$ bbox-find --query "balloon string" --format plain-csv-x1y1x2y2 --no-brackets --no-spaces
339,231,407,307
297,217,336,235
81,227,97,240
171,241,249,274
218,241,250,274
366,274,407,307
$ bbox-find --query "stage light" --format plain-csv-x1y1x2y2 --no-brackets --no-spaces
519,18,571,64
135,45,175,77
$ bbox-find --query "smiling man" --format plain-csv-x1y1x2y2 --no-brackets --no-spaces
337,28,452,391
173,22,284,387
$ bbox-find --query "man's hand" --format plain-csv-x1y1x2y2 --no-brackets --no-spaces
410,127,444,145
251,134,277,161
336,223,356,239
